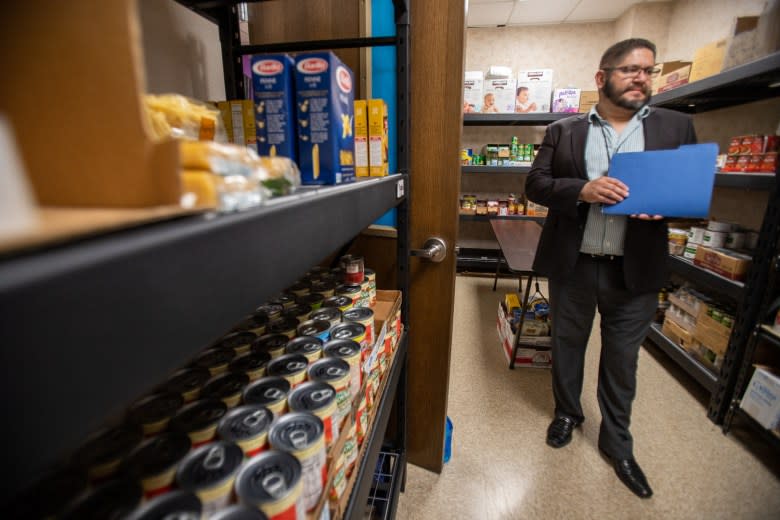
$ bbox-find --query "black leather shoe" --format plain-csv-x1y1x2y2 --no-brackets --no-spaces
612,457,653,498
545,416,581,448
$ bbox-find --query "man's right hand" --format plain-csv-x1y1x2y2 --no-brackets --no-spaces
578,176,629,204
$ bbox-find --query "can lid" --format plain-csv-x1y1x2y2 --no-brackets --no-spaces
217,405,273,441
311,279,338,291
214,331,258,350
125,490,202,520
127,392,184,427
307,357,351,382
7,468,87,519
268,317,300,334
288,381,336,413
323,339,361,358
176,441,244,491
267,354,309,377
322,295,351,308
229,351,272,373
296,319,330,337
343,307,374,321
285,336,324,356
255,304,283,319
121,432,192,478
296,292,324,306
163,368,211,396
211,505,269,520
282,304,312,320
170,399,228,433
74,425,143,468
202,372,250,400
194,348,236,370
269,412,324,452
242,376,291,406
235,450,302,505
310,306,341,322
61,479,142,520
336,284,362,295
289,281,311,292
271,293,296,306
251,334,290,355
330,321,366,340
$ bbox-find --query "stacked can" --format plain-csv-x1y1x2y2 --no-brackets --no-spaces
74,426,143,481
307,357,352,429
169,399,228,447
255,304,283,321
127,392,184,436
231,316,268,338
288,381,340,449
283,304,313,324
356,394,368,447
125,490,202,520
267,354,309,388
202,372,250,408
310,306,341,328
121,432,191,498
311,280,338,298
194,348,236,377
364,268,377,306
322,295,353,313
175,441,244,517
242,376,291,419
215,331,258,355
229,351,272,382
285,336,324,363
234,451,305,520
251,334,289,359
288,281,311,298
163,368,211,403
330,322,369,360
272,294,297,310
297,292,325,310
217,405,272,457
335,284,362,307
296,319,331,341
268,317,299,339
342,420,358,477
323,339,362,400
342,307,374,349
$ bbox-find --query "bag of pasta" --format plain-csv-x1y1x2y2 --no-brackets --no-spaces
144,94,227,141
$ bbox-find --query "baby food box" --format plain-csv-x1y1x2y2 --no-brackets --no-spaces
251,54,297,162
517,69,554,113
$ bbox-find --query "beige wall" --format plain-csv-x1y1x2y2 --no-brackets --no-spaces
614,2,673,61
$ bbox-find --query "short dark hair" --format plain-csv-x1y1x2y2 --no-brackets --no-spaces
599,38,656,69
516,86,529,95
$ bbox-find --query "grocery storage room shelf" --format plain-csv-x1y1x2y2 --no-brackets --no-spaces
463,113,576,126
715,172,777,190
650,51,780,113
759,324,780,350
0,174,407,502
668,255,745,300
459,214,546,223
343,333,407,520
461,165,532,174
646,323,719,393
735,407,780,451
457,239,501,251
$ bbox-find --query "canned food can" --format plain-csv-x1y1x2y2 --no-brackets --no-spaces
288,381,339,449
211,505,269,520
61,479,142,520
311,280,338,299
125,490,202,520
215,331,258,355
242,376,291,418
297,292,325,310
232,315,269,338
328,453,347,508
342,307,374,348
176,441,244,517
341,255,365,284
74,425,143,481
310,307,342,328
269,413,327,512
202,372,250,408
194,348,237,377
322,295,353,312
330,321,368,358
342,421,358,476
364,268,377,305
706,220,734,233
366,367,380,409
288,281,311,297
283,304,314,325
230,351,272,381
163,368,212,403
296,319,331,341
745,231,760,249
252,334,290,358
307,358,352,428
285,336,324,363
726,231,745,249
683,243,699,260
323,339,362,399
267,353,309,388
268,317,300,339
170,399,228,447
687,226,706,245
255,304,283,321
273,293,297,310
127,392,184,436
234,450,305,520
122,432,191,498
217,405,273,457
703,230,727,248
335,284,362,306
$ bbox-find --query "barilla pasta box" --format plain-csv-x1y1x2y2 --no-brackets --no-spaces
251,54,297,162
354,100,369,177
295,52,355,185
368,99,388,176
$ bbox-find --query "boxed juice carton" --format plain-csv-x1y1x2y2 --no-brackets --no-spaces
295,51,355,185
354,100,369,177
482,78,517,113
516,70,553,113
368,99,388,177
463,71,483,113
251,54,297,162
552,88,581,113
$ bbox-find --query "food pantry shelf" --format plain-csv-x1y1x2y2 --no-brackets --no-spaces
459,214,546,223
645,323,719,393
715,172,777,190
668,255,745,300
463,113,575,126
461,166,532,174
0,174,407,503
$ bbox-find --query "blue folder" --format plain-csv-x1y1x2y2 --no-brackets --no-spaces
602,143,718,218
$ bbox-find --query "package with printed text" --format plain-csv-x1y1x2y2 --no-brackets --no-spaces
251,54,297,162
516,70,553,113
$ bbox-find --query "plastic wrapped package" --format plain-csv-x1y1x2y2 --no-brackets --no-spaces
144,94,227,142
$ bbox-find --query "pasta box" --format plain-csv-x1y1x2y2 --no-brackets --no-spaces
251,54,297,162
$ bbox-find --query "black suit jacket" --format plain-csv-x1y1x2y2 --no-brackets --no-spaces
525,106,697,294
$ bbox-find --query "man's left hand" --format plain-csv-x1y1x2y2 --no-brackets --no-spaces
630,214,663,220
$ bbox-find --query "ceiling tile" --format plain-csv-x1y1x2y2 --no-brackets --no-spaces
467,1,515,27
506,0,580,25
567,0,642,22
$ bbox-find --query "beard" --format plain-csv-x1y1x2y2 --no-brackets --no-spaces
603,76,651,111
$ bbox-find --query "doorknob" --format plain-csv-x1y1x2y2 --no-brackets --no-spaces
410,237,447,262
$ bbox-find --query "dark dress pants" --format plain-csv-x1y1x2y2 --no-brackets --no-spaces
548,254,657,459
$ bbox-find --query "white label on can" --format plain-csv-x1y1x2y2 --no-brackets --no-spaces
363,324,387,375
301,445,327,511
202,491,232,518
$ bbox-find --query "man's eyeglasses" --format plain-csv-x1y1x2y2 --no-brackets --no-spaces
602,65,661,78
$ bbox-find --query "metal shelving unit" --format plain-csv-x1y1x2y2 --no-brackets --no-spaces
667,255,745,300
461,165,531,174
459,214,545,223
463,112,576,126
646,324,719,392
715,172,777,190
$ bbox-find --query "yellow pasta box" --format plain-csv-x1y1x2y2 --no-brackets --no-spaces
368,99,388,176
354,100,369,177
229,100,256,149
295,51,355,185
216,101,232,142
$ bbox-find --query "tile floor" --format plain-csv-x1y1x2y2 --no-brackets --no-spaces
395,274,780,519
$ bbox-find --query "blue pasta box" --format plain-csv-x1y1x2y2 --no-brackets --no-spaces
251,54,297,162
294,51,355,185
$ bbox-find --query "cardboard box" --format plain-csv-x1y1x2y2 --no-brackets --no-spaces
368,99,388,177
740,366,780,432
693,314,731,356
216,101,232,142
578,90,598,113
662,317,695,351
463,70,483,113
482,78,516,113
251,54,298,161
552,88,581,113
693,246,752,281
652,61,692,94
690,39,728,83
230,100,256,149
295,52,355,185
517,70,553,113
496,302,552,368
665,304,697,334
354,100,369,177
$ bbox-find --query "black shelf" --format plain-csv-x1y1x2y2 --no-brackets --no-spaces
759,325,780,350
459,214,546,223
645,323,719,393
667,255,745,300
735,408,780,451
343,333,407,520
461,165,532,174
650,51,780,113
0,175,407,502
463,113,577,126
715,172,777,190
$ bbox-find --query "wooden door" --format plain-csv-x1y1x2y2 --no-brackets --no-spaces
406,0,465,473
